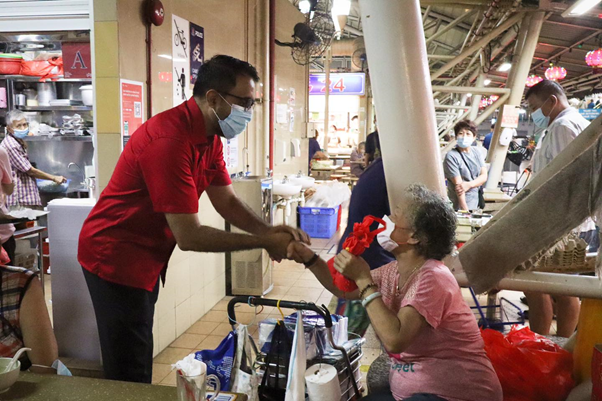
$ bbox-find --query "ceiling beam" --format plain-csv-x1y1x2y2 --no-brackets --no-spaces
421,0,489,4
530,29,602,72
544,19,602,32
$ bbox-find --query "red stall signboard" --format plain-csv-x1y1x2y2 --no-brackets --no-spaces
62,42,91,79
120,80,144,150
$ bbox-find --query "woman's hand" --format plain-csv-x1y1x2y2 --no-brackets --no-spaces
52,175,67,184
333,250,371,282
287,241,315,264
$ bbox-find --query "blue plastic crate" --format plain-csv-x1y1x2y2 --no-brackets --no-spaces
298,206,338,239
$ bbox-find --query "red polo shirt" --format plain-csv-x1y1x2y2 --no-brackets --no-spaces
78,98,231,291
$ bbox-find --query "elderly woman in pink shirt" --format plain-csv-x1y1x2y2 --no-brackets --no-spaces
290,184,501,401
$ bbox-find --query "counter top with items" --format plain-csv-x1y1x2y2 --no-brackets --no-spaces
1,372,247,401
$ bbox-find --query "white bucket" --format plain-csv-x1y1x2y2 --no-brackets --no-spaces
80,85,93,106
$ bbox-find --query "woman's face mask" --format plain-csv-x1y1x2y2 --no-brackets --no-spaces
212,94,253,139
456,136,473,148
377,215,415,253
12,128,29,139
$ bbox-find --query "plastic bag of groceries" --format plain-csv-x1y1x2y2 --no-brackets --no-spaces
305,182,351,208
482,326,575,401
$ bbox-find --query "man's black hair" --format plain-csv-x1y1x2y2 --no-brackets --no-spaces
193,55,260,98
525,79,567,102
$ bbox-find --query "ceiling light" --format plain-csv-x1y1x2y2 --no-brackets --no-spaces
483,79,491,86
562,0,602,17
158,54,172,60
498,62,512,72
299,0,311,14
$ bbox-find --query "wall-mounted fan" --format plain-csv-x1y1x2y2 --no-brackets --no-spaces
276,11,335,65
352,47,367,71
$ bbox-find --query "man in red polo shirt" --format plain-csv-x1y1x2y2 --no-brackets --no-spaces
78,55,308,383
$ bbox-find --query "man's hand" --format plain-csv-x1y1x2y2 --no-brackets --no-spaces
333,250,371,282
268,225,311,245
264,232,294,262
455,182,471,195
52,175,67,184
287,241,315,264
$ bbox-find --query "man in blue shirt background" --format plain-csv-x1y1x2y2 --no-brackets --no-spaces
483,124,495,150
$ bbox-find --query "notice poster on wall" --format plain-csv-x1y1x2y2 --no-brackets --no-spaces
222,137,239,169
62,42,92,79
120,79,144,150
172,14,191,106
189,23,204,85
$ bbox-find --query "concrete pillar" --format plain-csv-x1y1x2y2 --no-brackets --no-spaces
323,47,331,151
359,0,445,204
485,12,545,189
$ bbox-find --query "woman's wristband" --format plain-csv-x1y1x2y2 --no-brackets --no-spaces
303,253,320,268
358,282,377,299
361,291,382,307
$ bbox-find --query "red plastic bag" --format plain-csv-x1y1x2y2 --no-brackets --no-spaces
328,215,386,293
482,326,575,401
20,57,63,81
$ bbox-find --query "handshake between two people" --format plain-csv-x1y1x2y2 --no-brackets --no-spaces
262,225,370,284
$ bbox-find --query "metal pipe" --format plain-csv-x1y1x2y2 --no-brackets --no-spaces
145,23,153,119
432,85,510,95
268,0,275,170
469,0,501,46
454,272,602,299
468,73,485,120
458,9,480,54
261,0,270,172
467,26,519,83
436,105,472,110
431,12,523,81
323,47,331,153
426,9,476,45
485,12,544,189
474,92,509,125
359,0,445,204
428,54,456,60
422,6,431,24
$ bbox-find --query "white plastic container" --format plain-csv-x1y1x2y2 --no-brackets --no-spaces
80,85,93,106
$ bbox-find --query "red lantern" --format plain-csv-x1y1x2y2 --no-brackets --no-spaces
545,66,567,81
526,75,543,87
585,49,602,73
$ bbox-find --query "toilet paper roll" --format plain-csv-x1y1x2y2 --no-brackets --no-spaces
304,364,341,401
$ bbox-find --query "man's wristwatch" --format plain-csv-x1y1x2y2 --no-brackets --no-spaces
303,253,319,268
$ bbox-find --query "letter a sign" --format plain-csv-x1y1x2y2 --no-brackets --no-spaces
62,42,92,79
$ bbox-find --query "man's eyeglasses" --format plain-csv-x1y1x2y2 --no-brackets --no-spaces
220,92,255,111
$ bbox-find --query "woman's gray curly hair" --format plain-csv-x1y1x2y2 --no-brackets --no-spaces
396,184,457,260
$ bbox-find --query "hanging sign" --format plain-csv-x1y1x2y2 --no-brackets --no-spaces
62,42,91,79
172,14,191,106
309,73,365,95
578,108,602,120
189,22,204,85
120,79,144,150
501,105,520,128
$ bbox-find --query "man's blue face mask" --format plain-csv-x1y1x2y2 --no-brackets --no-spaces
211,94,253,140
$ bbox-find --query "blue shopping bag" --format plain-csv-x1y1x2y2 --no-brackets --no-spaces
195,331,236,391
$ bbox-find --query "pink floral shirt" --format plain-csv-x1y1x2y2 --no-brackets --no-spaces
370,260,502,401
